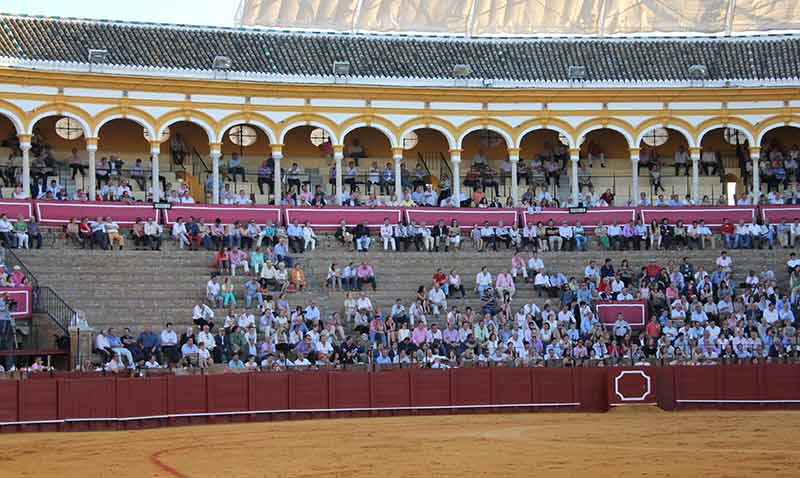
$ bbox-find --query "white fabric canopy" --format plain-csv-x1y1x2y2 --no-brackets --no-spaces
236,0,800,35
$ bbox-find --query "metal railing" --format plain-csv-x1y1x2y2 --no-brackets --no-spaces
2,248,73,334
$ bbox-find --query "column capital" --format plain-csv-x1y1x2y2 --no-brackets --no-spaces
392,147,404,160
17,133,31,144
569,148,581,158
507,147,520,157
209,142,222,155
449,148,462,162
85,137,98,150
271,143,283,159
149,141,162,155
749,146,761,157
689,147,702,158
629,147,640,162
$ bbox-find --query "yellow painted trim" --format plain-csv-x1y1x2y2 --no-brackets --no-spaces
27,102,94,133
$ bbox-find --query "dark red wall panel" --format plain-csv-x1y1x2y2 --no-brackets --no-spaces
371,370,411,408
451,367,491,406
116,377,168,418
60,379,116,419
290,372,329,410
491,368,532,405
532,368,575,404
674,366,718,401
0,380,18,422
760,365,800,401
576,367,609,412
411,369,450,407
169,375,207,415
18,380,58,421
207,374,249,413
329,372,371,409
720,366,759,400
250,373,290,411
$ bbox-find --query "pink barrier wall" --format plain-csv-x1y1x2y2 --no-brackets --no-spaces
596,300,648,329
0,287,32,318
760,205,800,224
1,365,798,432
285,207,402,230
34,200,158,227
405,208,518,228
639,206,756,229
0,200,34,220
162,204,281,226
523,208,636,229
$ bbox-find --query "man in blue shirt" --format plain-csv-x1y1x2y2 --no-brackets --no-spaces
228,153,246,182
273,238,293,268
286,220,305,253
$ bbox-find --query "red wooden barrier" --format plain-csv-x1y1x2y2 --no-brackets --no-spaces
523,207,636,230
595,300,648,329
639,206,756,230
760,205,800,224
406,207,518,228
0,199,33,220
285,206,402,230
162,204,281,226
34,200,157,227
1,365,799,432
0,287,32,318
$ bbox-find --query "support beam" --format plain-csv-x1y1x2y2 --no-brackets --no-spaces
392,147,403,201
150,141,161,202
210,142,222,204
570,147,580,205
450,149,462,208
86,137,98,201
18,134,31,199
630,148,640,205
334,145,344,205
689,147,701,204
751,146,761,204
508,147,519,206
272,144,283,205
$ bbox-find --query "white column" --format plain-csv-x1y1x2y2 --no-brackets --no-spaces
334,151,344,205
210,148,221,204
690,147,701,203
19,139,31,199
450,149,461,208
87,141,97,201
392,147,403,200
273,155,282,205
570,151,580,205
151,144,161,202
509,148,519,206
751,147,761,204
630,148,640,204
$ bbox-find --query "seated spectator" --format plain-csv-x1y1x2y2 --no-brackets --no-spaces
290,263,306,291
356,261,377,291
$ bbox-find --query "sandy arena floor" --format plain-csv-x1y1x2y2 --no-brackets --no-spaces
1,408,798,477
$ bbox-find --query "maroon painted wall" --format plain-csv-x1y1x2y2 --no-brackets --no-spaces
0,365,798,433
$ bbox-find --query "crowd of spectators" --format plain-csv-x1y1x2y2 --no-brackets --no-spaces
88,244,800,372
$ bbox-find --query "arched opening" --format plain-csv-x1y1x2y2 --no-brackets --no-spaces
759,125,800,199
95,118,153,201
579,128,630,203
281,124,335,201
0,114,20,195
161,121,211,202
342,126,393,198
700,127,749,203
28,115,87,199
637,127,691,201
219,123,272,204
518,128,570,204
460,128,510,202
403,127,452,204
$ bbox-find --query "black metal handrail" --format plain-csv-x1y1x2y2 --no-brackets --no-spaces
2,249,73,334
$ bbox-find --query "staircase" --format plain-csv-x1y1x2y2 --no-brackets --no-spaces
14,240,791,334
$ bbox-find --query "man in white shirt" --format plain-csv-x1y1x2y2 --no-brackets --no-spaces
206,277,222,307
607,222,622,250
144,218,163,250
380,218,396,251
160,323,179,364
427,284,447,316
715,251,733,273
475,267,493,297
196,325,216,354
527,253,545,278
558,221,574,250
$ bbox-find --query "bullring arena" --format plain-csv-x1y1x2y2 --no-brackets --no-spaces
1,1,800,476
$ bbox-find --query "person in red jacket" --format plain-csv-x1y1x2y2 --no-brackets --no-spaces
720,217,735,249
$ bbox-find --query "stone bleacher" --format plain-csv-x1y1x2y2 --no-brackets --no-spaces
15,237,788,335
